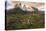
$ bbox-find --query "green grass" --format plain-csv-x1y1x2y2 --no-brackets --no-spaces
6,7,45,30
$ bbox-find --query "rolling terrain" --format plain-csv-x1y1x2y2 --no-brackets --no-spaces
5,3,45,29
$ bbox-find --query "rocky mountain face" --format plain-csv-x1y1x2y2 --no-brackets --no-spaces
6,3,44,15
12,2,33,11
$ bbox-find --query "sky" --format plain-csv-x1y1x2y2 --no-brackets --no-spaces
6,0,45,11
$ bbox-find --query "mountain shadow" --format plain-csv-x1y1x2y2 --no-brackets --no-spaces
6,7,28,15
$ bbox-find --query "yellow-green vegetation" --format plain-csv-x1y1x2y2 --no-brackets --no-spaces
6,7,44,30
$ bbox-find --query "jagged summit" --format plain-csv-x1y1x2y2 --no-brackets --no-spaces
6,1,44,11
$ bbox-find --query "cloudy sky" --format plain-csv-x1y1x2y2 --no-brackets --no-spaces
6,0,45,11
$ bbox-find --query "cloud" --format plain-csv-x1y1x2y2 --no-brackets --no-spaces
6,1,45,11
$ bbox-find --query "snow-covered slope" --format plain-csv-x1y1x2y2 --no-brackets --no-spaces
6,1,45,11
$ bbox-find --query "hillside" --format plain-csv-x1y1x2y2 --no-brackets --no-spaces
5,7,45,30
